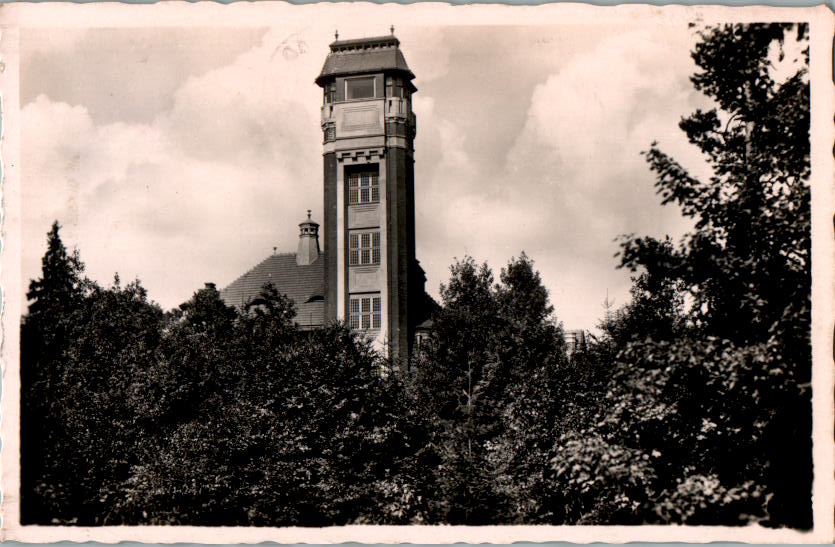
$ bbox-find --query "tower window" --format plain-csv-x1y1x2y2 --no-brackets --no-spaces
349,230,380,266
348,168,379,205
346,77,375,100
350,295,381,331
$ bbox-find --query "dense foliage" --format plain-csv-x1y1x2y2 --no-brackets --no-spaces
21,23,810,527
21,243,429,525
555,22,811,527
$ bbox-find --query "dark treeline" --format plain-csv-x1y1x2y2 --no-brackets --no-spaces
21,23,810,527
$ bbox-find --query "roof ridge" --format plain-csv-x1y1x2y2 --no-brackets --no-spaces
330,35,399,49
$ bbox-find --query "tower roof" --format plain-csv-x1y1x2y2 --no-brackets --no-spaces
315,33,415,87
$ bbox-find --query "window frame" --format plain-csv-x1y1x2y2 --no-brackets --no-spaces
347,167,380,206
349,230,381,267
345,76,376,100
350,294,382,332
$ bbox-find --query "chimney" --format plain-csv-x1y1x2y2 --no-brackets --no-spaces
296,210,320,266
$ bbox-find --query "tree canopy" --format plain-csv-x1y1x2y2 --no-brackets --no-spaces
20,23,811,528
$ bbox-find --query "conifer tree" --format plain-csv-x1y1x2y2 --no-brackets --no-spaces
20,221,89,522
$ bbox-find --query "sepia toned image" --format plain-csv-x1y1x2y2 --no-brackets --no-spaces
0,2,833,543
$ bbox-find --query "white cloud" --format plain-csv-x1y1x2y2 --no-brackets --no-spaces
22,25,719,331
22,28,333,309
415,27,715,329
500,30,707,327
398,27,451,84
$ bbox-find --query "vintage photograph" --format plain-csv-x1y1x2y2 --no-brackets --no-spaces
1,2,832,542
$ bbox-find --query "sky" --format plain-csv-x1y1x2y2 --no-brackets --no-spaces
20,22,719,330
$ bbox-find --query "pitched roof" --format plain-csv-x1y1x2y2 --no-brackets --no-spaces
316,35,415,86
220,252,326,328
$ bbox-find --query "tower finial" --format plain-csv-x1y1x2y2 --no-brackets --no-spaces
335,29,339,41
307,209,312,220
390,25,395,35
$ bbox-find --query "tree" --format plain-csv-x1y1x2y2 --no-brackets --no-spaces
621,23,810,348
25,221,87,324
55,277,163,524
489,254,568,522
407,257,504,522
20,221,91,522
600,23,811,527
409,254,569,523
110,280,432,526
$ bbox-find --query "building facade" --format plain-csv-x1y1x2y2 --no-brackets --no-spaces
222,33,430,365
317,32,424,364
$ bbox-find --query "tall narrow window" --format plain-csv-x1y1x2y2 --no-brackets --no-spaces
349,233,359,266
361,297,371,329
350,295,381,331
361,233,371,264
347,167,379,205
372,232,380,264
372,297,381,329
350,298,360,330
349,230,380,266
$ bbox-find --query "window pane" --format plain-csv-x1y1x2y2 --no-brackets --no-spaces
351,299,359,313
361,249,370,264
362,314,370,329
373,313,381,329
346,77,374,100
370,173,379,203
362,298,370,313
350,315,359,329
361,233,370,248
350,250,358,266
350,234,358,249
371,232,380,264
346,169,379,204
373,298,381,312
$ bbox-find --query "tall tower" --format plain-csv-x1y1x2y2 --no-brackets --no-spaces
316,32,419,364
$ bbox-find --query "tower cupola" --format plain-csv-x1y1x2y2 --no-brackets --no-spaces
296,210,320,266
